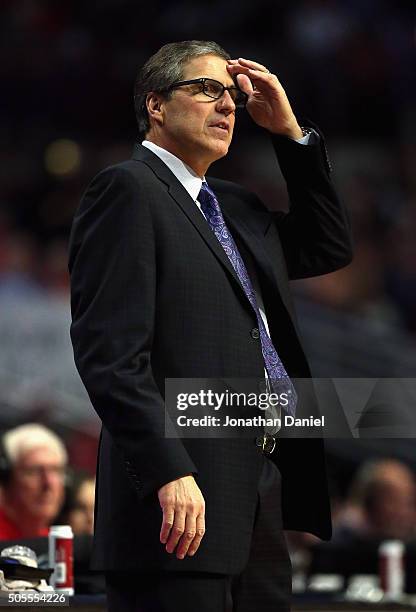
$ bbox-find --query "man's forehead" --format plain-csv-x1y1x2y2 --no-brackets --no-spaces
183,54,235,86
17,446,64,465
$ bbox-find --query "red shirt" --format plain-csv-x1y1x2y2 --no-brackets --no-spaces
0,507,48,540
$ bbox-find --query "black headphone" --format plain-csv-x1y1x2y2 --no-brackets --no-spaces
0,435,12,486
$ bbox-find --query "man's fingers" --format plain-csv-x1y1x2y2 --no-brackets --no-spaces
236,57,270,73
187,513,205,557
236,73,254,96
227,57,270,73
160,507,174,544
165,510,186,554
227,64,280,95
175,512,197,559
228,63,275,82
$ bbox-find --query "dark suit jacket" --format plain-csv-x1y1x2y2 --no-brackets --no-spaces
68,131,352,573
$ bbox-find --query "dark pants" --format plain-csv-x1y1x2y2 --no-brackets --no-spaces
105,455,292,612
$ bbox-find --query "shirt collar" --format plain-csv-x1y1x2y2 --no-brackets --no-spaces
142,140,204,202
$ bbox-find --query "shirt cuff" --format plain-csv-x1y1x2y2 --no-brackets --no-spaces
294,128,319,145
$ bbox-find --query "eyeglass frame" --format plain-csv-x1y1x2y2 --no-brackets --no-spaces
166,77,248,108
16,464,67,480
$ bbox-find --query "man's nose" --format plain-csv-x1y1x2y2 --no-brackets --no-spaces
216,90,236,113
42,472,55,489
41,467,63,489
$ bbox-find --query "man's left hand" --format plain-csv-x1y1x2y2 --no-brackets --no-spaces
227,58,303,140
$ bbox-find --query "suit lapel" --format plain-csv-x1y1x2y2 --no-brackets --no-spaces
132,144,247,301
221,203,295,319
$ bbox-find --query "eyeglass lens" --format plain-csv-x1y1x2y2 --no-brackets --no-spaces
202,79,246,107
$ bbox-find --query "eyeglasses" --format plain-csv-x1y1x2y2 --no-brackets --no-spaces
168,78,248,108
17,465,67,480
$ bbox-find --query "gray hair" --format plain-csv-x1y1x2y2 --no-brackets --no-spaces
134,40,231,138
3,423,68,466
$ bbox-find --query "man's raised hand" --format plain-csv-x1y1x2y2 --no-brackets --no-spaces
227,57,302,140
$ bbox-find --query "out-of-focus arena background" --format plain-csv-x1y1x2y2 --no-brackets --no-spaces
0,0,415,597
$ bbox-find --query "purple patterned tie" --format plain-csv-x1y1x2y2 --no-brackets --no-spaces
198,181,297,417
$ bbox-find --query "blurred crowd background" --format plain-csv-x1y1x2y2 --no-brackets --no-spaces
0,0,416,592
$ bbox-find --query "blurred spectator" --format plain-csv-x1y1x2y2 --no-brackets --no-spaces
333,458,416,544
0,232,42,299
57,471,95,535
0,423,67,539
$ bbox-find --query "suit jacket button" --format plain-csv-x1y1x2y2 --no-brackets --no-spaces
251,328,260,340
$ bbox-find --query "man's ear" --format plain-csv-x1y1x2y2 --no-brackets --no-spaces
146,93,165,127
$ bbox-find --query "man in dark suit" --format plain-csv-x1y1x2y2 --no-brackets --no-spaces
69,40,352,611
